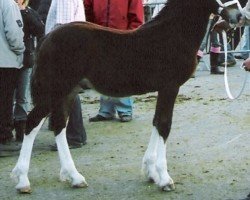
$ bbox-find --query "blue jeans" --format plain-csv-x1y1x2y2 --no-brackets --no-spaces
98,96,133,118
13,68,32,121
240,26,250,58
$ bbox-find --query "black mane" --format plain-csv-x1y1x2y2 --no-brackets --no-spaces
150,0,218,22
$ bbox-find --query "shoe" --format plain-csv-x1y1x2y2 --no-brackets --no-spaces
219,59,236,67
235,54,248,60
89,114,113,122
210,66,224,75
50,141,86,151
0,142,21,151
120,115,132,122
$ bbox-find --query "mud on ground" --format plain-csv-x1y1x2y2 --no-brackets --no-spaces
0,61,249,200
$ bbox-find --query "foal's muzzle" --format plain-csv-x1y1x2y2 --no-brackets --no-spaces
216,0,243,25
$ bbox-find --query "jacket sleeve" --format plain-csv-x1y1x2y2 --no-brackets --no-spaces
3,1,25,55
84,0,94,22
127,0,144,29
21,7,45,37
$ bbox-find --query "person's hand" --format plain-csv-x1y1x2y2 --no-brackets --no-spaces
243,58,250,71
212,19,231,33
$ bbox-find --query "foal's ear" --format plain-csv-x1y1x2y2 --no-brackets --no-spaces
219,7,231,22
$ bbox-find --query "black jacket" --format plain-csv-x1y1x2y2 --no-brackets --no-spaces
37,0,52,24
29,0,41,11
21,7,44,68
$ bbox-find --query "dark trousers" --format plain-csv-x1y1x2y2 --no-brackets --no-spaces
66,94,87,144
0,68,20,142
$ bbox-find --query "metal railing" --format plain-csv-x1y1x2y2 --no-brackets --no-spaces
220,26,250,55
143,1,166,22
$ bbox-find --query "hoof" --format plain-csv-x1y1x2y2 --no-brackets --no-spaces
148,177,155,183
161,183,175,192
72,182,88,188
17,186,32,194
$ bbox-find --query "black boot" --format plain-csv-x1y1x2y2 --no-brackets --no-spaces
210,52,224,75
14,120,26,142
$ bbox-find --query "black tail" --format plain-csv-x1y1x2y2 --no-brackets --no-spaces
31,35,52,108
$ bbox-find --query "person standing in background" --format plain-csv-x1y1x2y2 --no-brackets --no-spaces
86,0,144,123
45,0,87,150
13,0,44,142
0,0,25,151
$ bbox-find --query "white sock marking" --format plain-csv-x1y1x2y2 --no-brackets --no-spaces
12,118,46,189
142,127,160,183
55,128,87,187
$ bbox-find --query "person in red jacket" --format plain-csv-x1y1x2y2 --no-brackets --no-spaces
85,0,144,123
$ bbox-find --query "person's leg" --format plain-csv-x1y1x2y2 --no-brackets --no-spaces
89,95,115,122
66,95,87,145
236,26,250,59
210,30,224,75
218,43,236,66
0,68,19,144
98,96,116,118
197,18,214,61
14,68,32,141
195,18,214,77
115,97,133,122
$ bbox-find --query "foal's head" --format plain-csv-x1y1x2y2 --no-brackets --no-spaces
217,0,243,24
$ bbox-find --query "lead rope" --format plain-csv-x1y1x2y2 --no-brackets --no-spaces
222,30,248,99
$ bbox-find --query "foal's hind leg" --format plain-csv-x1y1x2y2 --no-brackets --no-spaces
11,105,49,193
51,90,87,188
142,87,178,191
55,125,87,188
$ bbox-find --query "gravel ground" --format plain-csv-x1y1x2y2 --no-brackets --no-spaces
0,58,249,200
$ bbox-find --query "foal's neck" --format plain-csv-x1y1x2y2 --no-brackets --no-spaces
139,3,211,50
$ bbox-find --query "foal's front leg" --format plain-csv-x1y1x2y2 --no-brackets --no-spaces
142,127,175,191
142,127,160,183
11,118,46,193
142,88,178,191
